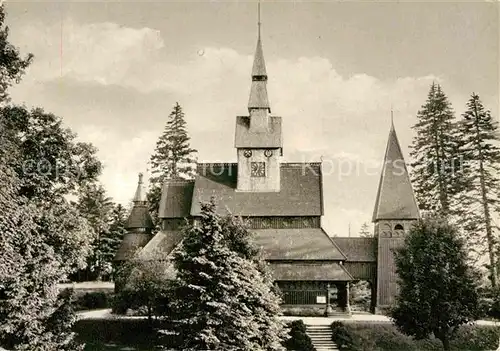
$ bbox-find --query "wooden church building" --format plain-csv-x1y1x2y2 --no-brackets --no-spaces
115,20,420,314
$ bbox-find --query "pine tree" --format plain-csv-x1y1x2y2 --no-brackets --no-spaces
359,222,372,237
390,218,480,351
455,93,500,287
168,200,287,351
410,83,461,217
148,102,197,227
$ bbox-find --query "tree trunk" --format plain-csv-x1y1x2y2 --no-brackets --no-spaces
473,99,497,287
441,336,450,351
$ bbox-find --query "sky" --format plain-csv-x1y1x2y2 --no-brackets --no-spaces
5,0,499,236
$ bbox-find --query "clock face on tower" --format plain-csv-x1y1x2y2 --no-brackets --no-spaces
250,162,266,177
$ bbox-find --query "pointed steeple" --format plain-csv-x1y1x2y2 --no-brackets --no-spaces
126,172,153,231
248,1,270,112
372,121,420,221
132,172,147,203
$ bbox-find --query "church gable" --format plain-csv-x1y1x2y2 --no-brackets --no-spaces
190,162,323,216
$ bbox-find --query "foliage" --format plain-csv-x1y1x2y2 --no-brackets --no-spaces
283,320,315,351
281,306,325,317
358,222,372,237
331,322,500,351
455,93,500,286
0,5,33,103
74,319,315,351
349,281,372,312
1,105,102,201
73,184,126,281
113,256,174,323
148,102,197,228
0,5,88,349
390,218,481,350
410,83,460,217
168,199,287,350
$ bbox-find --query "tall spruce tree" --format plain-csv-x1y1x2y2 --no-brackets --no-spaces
410,83,461,216
148,102,197,227
168,200,287,351
390,218,480,351
456,93,500,287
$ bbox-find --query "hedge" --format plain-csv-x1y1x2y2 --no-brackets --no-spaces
74,318,315,350
331,321,500,351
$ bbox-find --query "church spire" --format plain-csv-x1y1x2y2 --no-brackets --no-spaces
372,120,420,221
248,1,270,112
132,172,147,203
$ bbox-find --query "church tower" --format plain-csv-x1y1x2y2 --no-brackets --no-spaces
373,119,420,312
234,5,283,192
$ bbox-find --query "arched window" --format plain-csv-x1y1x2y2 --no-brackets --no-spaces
394,224,404,230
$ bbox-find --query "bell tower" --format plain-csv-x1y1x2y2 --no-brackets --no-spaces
235,3,282,192
373,117,420,313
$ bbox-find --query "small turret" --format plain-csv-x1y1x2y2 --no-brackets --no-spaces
114,173,154,262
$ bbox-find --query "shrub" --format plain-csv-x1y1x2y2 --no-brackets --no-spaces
330,321,500,351
284,320,315,351
72,291,112,311
281,306,325,317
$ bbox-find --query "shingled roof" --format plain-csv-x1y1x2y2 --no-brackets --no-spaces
125,173,154,230
332,237,377,262
159,179,194,218
235,116,282,148
372,123,420,221
254,228,345,260
269,262,353,281
114,233,153,261
190,163,323,217
138,230,183,259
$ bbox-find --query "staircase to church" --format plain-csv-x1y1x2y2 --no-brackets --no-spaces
306,325,339,351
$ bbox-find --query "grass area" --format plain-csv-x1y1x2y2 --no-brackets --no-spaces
331,321,500,351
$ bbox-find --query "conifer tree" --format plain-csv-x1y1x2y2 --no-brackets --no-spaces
359,222,372,237
148,102,197,226
456,93,500,287
168,200,287,351
391,218,480,351
410,83,461,217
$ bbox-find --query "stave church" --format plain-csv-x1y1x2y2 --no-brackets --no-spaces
114,17,420,315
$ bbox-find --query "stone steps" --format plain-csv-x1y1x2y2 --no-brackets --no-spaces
306,325,339,351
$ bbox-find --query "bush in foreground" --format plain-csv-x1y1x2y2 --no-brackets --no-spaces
283,320,315,351
331,321,500,351
391,219,481,350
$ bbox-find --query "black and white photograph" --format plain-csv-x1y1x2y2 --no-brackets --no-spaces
0,1,499,350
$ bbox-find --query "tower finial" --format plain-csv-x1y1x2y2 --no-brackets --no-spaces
390,104,394,129
258,0,261,39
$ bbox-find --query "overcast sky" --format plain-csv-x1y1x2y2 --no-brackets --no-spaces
5,0,499,236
